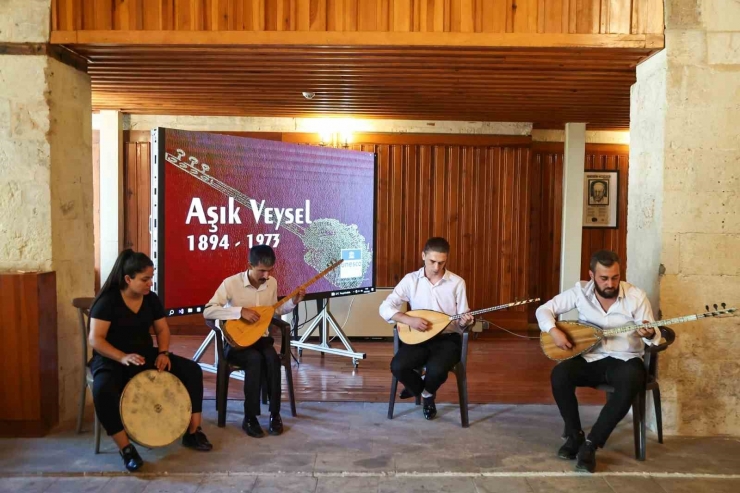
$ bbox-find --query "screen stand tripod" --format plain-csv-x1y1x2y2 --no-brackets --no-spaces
290,298,366,368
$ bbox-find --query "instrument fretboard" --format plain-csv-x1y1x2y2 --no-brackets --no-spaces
449,298,540,320
602,310,735,336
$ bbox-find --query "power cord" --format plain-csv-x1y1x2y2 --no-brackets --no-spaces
484,320,540,339
327,296,355,343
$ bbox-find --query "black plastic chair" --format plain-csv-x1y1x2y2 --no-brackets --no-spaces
205,318,297,427
387,327,471,427
595,326,676,460
72,297,102,454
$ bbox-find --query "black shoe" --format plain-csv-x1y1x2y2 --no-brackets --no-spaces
399,387,414,399
575,440,597,473
558,430,585,460
182,427,213,451
422,395,437,420
268,413,284,436
120,444,143,472
242,416,265,438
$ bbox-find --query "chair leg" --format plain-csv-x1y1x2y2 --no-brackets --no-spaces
632,392,646,461
415,394,421,406
387,376,398,419
455,366,469,428
93,412,101,454
77,372,88,434
283,359,297,417
653,387,663,444
217,367,229,428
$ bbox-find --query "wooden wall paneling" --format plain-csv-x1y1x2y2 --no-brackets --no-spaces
0,272,58,437
531,143,628,304
52,0,665,34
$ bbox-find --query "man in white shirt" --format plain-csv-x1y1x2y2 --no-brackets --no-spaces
536,250,661,473
204,245,304,438
379,237,474,420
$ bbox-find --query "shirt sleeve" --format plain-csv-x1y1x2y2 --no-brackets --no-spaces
203,280,242,321
89,292,114,321
535,287,579,332
148,292,166,320
456,280,470,315
379,276,411,323
633,293,661,345
274,281,297,316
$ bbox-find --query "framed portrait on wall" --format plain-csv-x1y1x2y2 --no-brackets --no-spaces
583,170,618,228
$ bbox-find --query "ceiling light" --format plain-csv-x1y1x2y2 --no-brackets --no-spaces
302,92,315,100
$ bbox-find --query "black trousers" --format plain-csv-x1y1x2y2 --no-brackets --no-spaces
551,356,646,447
390,332,461,396
225,336,281,417
90,347,204,436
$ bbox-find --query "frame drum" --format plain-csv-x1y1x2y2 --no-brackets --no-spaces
120,370,192,448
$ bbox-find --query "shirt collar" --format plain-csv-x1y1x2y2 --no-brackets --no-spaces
416,267,451,284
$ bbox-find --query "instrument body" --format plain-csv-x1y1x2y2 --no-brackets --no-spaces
540,306,736,361
396,309,455,345
222,305,277,348
120,370,192,448
539,320,605,362
397,298,540,345
222,260,343,349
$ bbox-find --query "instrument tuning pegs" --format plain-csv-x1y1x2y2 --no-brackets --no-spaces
714,304,719,310
722,303,727,309
706,305,710,312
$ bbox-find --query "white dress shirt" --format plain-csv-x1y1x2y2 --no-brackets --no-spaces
203,272,295,338
536,280,661,362
379,268,470,333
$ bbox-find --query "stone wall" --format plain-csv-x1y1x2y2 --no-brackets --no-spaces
630,0,740,436
0,0,50,43
0,53,94,423
48,58,95,423
0,56,53,272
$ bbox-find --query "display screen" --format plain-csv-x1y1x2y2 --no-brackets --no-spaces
150,128,376,316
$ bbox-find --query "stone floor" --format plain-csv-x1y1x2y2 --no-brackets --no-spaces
1,402,739,492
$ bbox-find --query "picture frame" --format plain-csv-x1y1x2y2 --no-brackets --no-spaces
582,170,618,228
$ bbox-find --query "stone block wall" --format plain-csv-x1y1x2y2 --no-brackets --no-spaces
0,53,94,423
630,0,740,436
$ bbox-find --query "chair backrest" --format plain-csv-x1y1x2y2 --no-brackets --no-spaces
644,326,676,380
73,297,94,362
204,319,227,361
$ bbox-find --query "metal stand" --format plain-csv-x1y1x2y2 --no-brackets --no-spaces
291,298,366,368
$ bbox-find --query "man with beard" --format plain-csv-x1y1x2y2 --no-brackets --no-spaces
204,245,304,438
536,250,661,473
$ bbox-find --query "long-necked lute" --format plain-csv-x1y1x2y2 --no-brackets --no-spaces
397,298,540,345
540,306,736,362
222,260,343,349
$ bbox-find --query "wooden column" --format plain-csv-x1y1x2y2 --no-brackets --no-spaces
0,272,58,437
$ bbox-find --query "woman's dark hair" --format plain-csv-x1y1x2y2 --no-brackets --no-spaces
91,249,154,312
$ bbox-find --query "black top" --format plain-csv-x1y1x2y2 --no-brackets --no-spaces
89,290,165,356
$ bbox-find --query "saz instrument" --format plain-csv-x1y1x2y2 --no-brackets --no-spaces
540,304,737,362
222,260,343,349
397,298,540,345
120,370,192,448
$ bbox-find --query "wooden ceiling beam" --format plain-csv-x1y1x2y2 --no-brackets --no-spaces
51,31,663,50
